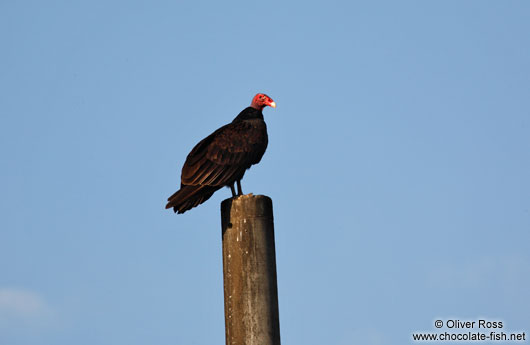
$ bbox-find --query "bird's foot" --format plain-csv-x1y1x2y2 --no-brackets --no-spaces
236,180,243,196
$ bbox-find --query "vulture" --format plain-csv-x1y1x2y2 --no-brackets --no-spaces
166,93,276,214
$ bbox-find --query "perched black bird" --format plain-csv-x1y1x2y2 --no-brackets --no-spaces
166,93,276,214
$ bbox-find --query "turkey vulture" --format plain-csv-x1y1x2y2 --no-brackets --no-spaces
166,93,276,214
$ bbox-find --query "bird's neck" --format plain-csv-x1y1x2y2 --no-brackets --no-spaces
233,107,264,122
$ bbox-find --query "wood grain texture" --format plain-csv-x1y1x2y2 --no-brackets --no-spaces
221,195,281,345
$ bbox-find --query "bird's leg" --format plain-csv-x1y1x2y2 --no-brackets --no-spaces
230,183,237,197
236,180,243,196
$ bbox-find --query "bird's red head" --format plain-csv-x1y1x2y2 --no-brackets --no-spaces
250,93,276,110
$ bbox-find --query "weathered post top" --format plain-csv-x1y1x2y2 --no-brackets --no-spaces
221,194,281,345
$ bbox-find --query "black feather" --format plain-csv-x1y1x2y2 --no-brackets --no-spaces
165,106,269,214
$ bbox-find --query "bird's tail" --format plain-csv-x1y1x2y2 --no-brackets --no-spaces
165,185,221,214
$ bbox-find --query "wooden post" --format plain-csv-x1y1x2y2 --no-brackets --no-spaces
220,194,281,345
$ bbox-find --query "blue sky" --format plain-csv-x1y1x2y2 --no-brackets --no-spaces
1,1,529,344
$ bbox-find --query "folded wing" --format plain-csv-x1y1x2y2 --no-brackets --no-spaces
166,120,268,213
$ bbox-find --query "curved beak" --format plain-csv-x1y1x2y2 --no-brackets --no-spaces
269,101,276,108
